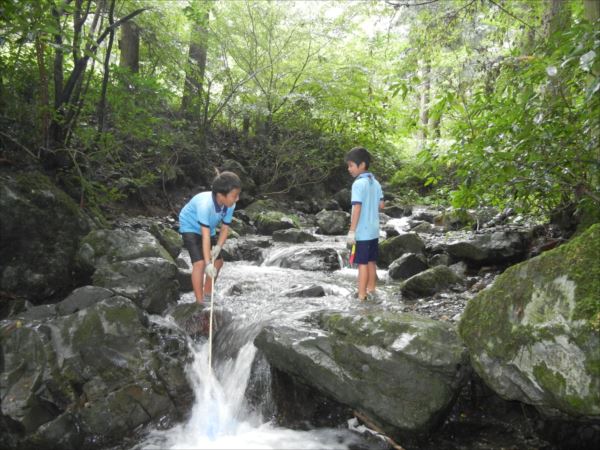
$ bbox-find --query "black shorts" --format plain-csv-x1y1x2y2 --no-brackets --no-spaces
181,232,219,264
354,238,379,265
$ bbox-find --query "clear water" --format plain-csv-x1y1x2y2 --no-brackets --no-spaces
134,236,392,449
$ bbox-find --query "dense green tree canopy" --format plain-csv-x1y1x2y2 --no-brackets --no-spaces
1,0,598,220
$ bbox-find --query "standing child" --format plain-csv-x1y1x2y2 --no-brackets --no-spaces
345,147,384,301
179,171,241,304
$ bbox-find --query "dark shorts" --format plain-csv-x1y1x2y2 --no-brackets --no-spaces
354,238,379,265
181,232,219,264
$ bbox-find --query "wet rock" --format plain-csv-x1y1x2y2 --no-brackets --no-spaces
429,253,451,267
255,310,469,442
0,171,91,301
433,209,477,231
149,223,182,260
401,265,464,299
315,210,350,235
379,233,426,267
0,296,192,449
459,223,600,420
411,221,435,234
272,229,318,243
263,247,341,272
255,212,298,235
77,229,174,274
445,229,531,266
222,237,270,262
229,216,257,236
283,284,326,298
168,301,232,338
382,222,400,238
55,286,115,315
383,204,412,218
93,257,179,314
388,253,428,281
412,207,442,223
332,188,352,212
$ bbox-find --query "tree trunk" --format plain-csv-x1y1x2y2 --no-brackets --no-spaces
584,0,600,22
97,0,116,135
119,21,140,73
35,37,50,150
543,0,570,38
418,59,431,145
181,3,210,115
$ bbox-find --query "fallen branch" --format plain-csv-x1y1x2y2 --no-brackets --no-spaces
353,410,406,450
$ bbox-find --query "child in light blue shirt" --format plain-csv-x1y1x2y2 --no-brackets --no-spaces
179,171,241,304
345,147,384,301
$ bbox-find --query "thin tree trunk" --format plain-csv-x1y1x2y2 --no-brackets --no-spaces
543,0,570,39
419,59,431,145
119,21,140,73
35,36,50,151
97,0,116,136
181,2,210,115
584,0,600,22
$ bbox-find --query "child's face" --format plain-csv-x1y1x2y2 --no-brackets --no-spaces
347,161,366,178
220,188,241,207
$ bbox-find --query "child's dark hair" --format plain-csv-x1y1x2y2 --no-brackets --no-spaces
212,171,241,195
345,147,371,169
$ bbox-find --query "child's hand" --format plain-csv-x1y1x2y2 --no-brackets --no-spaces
346,231,356,248
205,263,218,279
211,244,222,261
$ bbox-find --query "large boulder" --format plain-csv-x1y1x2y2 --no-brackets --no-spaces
445,229,531,266
92,257,178,314
0,171,91,301
379,233,426,267
315,210,350,235
76,229,178,314
255,310,468,442
0,294,192,450
459,224,600,419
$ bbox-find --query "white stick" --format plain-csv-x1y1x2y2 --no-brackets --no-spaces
208,265,215,372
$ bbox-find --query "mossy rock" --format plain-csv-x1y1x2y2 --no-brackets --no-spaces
459,223,600,419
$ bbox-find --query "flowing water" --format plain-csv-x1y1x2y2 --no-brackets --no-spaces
134,235,392,449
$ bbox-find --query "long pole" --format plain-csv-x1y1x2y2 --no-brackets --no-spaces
208,270,215,372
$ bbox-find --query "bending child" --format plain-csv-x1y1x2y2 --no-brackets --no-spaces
345,147,384,301
179,171,241,304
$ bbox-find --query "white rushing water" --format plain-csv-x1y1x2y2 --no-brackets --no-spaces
133,237,385,449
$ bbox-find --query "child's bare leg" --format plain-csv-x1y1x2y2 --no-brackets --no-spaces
358,264,369,300
367,261,377,293
191,260,206,303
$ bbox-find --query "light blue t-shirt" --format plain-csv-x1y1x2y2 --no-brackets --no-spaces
351,172,383,241
179,191,235,236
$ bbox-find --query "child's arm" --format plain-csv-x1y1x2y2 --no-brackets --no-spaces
350,203,362,231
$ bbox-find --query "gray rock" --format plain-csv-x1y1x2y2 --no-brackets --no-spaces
315,210,350,235
93,257,178,314
429,253,451,267
388,253,428,281
379,233,426,267
446,230,531,266
56,286,115,315
272,229,318,243
0,171,91,301
263,247,341,271
401,265,464,299
255,310,468,441
459,224,600,419
0,296,192,448
283,285,326,297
